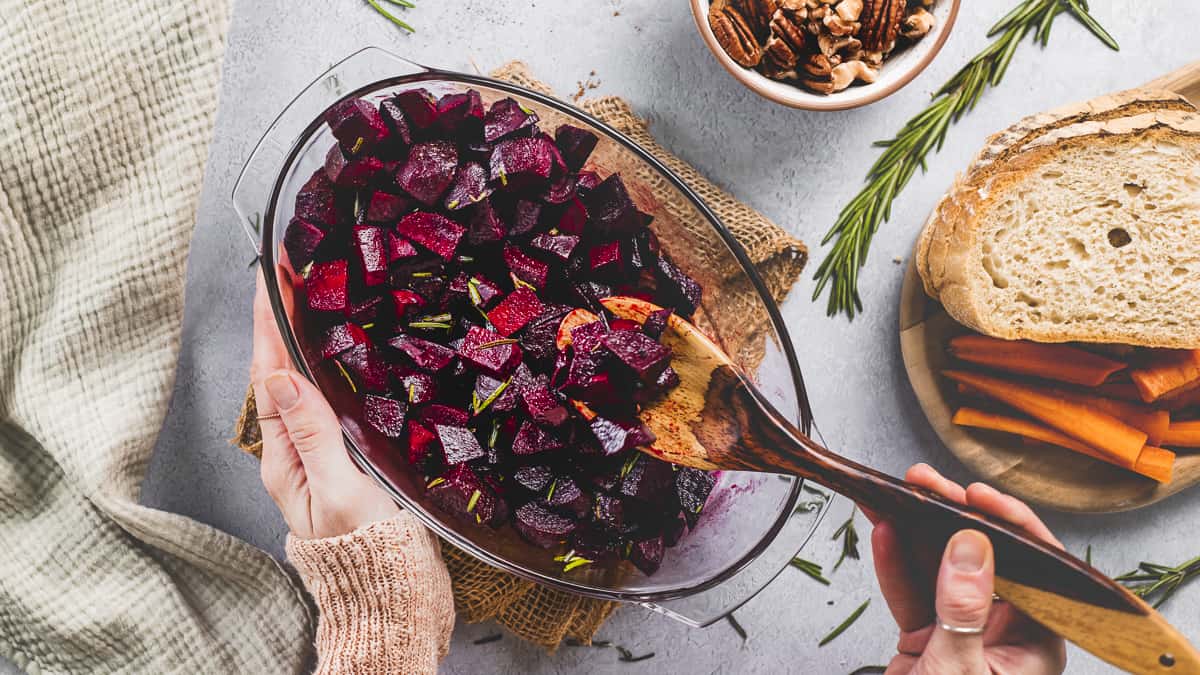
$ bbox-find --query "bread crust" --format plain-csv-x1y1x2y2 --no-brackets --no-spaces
917,105,1200,349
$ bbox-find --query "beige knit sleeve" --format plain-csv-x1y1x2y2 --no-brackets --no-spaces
287,513,456,675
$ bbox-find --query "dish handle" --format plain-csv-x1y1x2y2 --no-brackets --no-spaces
231,47,427,254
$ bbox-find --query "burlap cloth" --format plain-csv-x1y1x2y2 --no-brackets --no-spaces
234,62,807,650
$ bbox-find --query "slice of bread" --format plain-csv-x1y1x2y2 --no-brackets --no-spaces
917,109,1200,349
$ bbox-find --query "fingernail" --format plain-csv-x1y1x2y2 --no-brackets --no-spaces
949,530,988,573
265,371,300,410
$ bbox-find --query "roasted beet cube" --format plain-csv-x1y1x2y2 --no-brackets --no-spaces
641,308,673,339
428,465,506,527
530,233,580,262
418,403,470,428
569,320,609,355
520,305,573,362
575,170,602,194
337,343,390,392
540,171,577,205
466,275,503,309
582,175,643,236
609,319,642,333
346,295,384,324
351,226,388,286
366,191,411,223
385,231,419,263
395,211,465,261
442,162,492,211
390,88,439,130
324,145,384,187
545,477,590,519
592,494,627,532
283,217,326,269
295,171,341,226
389,334,456,372
436,90,484,137
522,385,568,427
466,200,506,245
554,125,599,171
326,98,390,154
435,424,485,465
514,502,575,548
320,322,369,359
655,256,703,316
396,369,437,405
554,197,589,236
503,245,549,289
630,536,665,576
620,456,673,502
379,99,413,146
512,421,563,456
513,465,553,493
458,325,522,377
396,141,459,205
588,241,622,276
603,330,671,380
389,289,425,317
654,366,681,390
473,372,520,413
675,467,716,526
407,421,439,468
306,260,348,312
483,97,539,142
490,137,556,190
487,288,543,337
589,416,655,456
363,394,407,437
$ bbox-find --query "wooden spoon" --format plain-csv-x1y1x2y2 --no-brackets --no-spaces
599,296,1200,674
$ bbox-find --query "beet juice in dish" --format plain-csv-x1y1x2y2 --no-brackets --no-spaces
284,88,716,575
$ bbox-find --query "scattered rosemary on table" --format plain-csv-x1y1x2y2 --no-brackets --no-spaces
1115,554,1200,609
832,507,861,572
472,633,503,645
726,612,749,642
811,0,1119,318
365,0,416,32
819,599,870,647
564,637,655,663
790,557,832,586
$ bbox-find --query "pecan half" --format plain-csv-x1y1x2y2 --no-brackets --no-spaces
737,0,781,39
859,0,905,53
710,0,764,68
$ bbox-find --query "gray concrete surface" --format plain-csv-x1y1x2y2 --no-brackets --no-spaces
7,1,1199,673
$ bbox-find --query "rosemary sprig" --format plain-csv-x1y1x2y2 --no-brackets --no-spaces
832,507,861,571
1115,555,1200,609
725,613,749,642
819,599,870,647
790,557,832,585
365,0,416,33
811,0,1118,318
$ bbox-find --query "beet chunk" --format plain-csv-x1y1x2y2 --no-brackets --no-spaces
675,467,716,528
351,226,388,286
442,162,492,211
320,322,369,359
395,211,465,261
641,308,673,339
554,197,589,236
509,199,542,237
487,288,543,337
503,245,549,289
389,88,439,130
386,231,418,263
653,366,681,390
337,344,391,392
306,260,348,312
620,456,674,502
283,217,326,269
545,477,591,519
466,200,506,245
582,175,644,236
592,494,627,532
366,191,412,223
363,394,407,438
435,424,485,465
514,502,575,548
603,330,671,380
396,141,459,205
630,536,665,576
389,289,425,318
490,137,556,191
483,97,539,142
407,421,439,469
655,256,703,316
429,465,507,527
346,295,384,324
295,171,341,226
530,233,579,262
473,372,521,413
324,145,383,187
554,124,599,171
522,385,568,427
513,465,553,493
589,416,655,456
419,403,470,428
458,325,522,377
512,421,563,456
396,369,437,405
389,334,456,372
436,90,484,137
325,98,390,154
588,240,622,276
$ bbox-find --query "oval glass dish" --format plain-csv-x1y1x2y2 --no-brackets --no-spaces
233,47,833,626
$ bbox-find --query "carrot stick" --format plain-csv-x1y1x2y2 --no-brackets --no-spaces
1160,384,1200,412
1132,446,1176,484
1129,349,1200,403
948,334,1126,387
1095,381,1145,403
943,370,1146,468
1163,420,1200,448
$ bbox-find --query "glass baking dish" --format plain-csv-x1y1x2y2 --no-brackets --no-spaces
232,46,835,627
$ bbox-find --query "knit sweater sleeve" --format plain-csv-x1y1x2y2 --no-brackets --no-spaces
286,513,456,675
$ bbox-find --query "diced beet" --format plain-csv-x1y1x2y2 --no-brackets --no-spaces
417,403,470,428
575,171,602,194
569,320,609,355
655,256,703,317
379,99,413,146
593,494,627,533
466,200,506,245
396,141,459,205
530,233,579,262
396,211,465,261
326,98,390,154
582,175,643,236
396,369,437,405
458,325,522,377
675,467,716,528
540,171,577,204
337,344,391,392
363,394,407,437
509,200,542,237
428,465,506,527
630,536,665,576
467,275,503,309
572,282,613,312
487,288,544,337
483,98,539,142
436,90,484,137
385,231,419,263
589,240,622,275
442,162,492,211
574,372,620,407
390,88,439,130
473,372,521,413
654,366,681,390
513,465,553,493
554,197,588,236
346,295,384,324
306,260,348,312
435,424,485,465
407,421,439,468
351,226,388,286
389,334,456,372
295,171,341,226
589,416,655,456
641,308,673,339
389,289,425,317
366,191,412,223
283,217,326,269
609,319,642,333
545,477,590,519
514,502,575,548
603,330,671,379
554,125,599,171
522,385,568,427
320,322,369,359
503,245,549,289
490,137,556,190
512,421,563,456
620,456,674,502
325,145,384,187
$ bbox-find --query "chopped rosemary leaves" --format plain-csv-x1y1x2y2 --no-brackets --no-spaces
848,667,887,675
1086,544,1093,566
350,137,364,154
620,453,640,478
467,277,483,306
334,361,357,393
832,507,861,571
408,321,452,330
1116,554,1200,609
446,199,461,210
545,479,558,501
564,638,655,663
819,599,870,647
790,557,832,586
510,273,535,291
563,557,594,572
472,633,503,645
410,271,433,278
473,377,511,413
407,383,416,403
725,613,748,642
553,549,594,573
476,338,518,350
488,419,500,448
466,489,481,513
360,322,375,330
426,477,445,488
421,312,452,323
457,254,475,263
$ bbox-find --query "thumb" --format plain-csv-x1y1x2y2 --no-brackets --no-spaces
262,370,363,489
920,529,994,675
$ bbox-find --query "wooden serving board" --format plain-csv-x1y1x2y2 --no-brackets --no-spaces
899,62,1200,513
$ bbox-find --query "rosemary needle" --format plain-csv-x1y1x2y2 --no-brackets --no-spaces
726,613,748,642
819,599,870,647
1115,555,1200,609
832,507,861,571
366,0,415,32
811,0,1119,318
791,557,832,585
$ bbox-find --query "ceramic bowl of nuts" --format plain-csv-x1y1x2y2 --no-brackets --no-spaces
692,0,960,110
